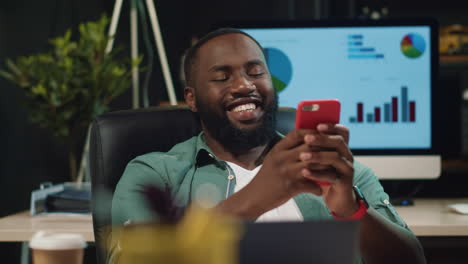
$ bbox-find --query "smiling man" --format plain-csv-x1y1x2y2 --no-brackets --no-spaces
111,28,426,264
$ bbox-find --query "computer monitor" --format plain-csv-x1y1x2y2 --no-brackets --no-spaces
239,19,441,179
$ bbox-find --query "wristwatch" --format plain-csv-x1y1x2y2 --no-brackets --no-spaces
332,185,369,220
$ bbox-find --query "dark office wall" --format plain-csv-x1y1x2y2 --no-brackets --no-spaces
354,0,468,25
387,0,468,25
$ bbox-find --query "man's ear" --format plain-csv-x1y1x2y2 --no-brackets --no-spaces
184,87,198,112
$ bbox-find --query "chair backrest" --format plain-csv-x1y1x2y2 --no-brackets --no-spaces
89,106,296,263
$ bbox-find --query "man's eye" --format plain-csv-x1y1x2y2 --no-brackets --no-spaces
211,74,228,82
248,66,265,77
212,77,228,82
250,72,265,77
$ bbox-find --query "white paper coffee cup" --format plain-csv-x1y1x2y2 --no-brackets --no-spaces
30,231,87,264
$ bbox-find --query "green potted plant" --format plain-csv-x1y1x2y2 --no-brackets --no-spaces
0,15,140,181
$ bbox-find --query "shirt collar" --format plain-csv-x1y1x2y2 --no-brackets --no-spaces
193,131,284,167
194,132,219,167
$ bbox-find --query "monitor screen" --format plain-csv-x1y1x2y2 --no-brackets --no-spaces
239,19,440,179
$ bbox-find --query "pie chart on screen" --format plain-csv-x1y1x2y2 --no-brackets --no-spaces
264,47,292,92
401,33,426,58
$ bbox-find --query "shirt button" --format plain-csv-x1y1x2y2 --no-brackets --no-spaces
228,175,234,180
383,199,390,205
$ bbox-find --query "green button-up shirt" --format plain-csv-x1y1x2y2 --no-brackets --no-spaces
112,132,407,228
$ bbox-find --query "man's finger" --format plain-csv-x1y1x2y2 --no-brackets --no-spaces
275,129,317,151
303,134,353,162
300,167,340,185
301,151,354,184
316,123,349,144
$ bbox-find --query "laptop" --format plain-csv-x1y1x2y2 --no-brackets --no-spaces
240,220,359,264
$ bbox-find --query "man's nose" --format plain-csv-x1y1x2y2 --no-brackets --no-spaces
231,75,256,95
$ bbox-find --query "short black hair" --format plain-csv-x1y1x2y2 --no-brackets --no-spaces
183,28,265,87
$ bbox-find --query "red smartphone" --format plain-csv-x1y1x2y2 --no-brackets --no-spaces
295,99,341,130
295,99,341,186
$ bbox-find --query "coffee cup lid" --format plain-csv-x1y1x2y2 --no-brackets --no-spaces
30,231,87,250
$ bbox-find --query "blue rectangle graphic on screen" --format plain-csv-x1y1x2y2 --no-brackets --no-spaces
347,34,384,59
242,25,431,149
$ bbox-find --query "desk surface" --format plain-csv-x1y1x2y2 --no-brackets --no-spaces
1,198,468,242
394,198,468,236
0,211,94,242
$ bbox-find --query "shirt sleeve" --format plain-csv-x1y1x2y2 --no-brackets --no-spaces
108,156,169,264
112,156,169,226
353,161,409,230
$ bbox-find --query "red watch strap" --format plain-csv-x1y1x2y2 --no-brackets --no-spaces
331,200,368,220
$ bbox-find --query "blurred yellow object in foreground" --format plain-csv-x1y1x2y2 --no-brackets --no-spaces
116,206,242,264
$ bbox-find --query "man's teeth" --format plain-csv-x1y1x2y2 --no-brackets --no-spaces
232,103,256,112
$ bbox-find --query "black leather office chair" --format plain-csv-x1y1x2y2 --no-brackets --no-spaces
89,105,296,263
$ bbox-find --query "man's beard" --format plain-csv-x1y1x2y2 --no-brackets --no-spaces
196,93,278,153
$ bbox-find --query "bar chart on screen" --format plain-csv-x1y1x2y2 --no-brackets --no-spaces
349,86,416,124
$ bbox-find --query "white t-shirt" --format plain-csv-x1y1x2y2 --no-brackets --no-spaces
226,162,303,222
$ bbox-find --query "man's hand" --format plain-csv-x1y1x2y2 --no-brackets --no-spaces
245,129,325,214
216,124,358,220
299,123,358,218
